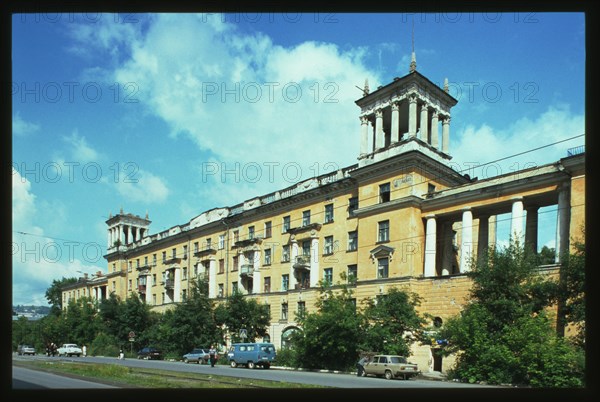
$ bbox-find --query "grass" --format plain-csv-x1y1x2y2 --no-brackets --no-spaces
13,360,327,388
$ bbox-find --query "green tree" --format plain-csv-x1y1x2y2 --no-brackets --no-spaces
45,277,77,315
214,289,271,344
290,276,365,371
440,239,584,387
62,296,102,346
360,287,427,357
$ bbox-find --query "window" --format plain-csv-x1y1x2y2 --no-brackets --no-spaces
302,240,311,256
112,281,116,291
219,259,225,274
144,256,148,266
112,263,116,272
128,261,132,272
183,267,188,280
323,268,333,285
265,221,272,238
162,251,167,263
205,238,212,250
324,204,334,223
232,282,238,293
183,245,188,258
282,245,290,262
349,196,359,215
194,241,199,253
324,236,334,255
297,301,306,318
182,289,187,301
282,274,289,291
302,210,311,226
264,248,272,265
379,182,391,203
348,231,358,251
172,248,176,258
152,254,157,265
218,284,224,297
282,215,291,233
377,257,389,278
136,258,140,268
378,220,390,242
152,294,157,305
264,277,271,293
348,264,357,281
161,292,165,304
193,263,198,278
218,234,225,249
248,226,255,240
128,279,132,290
152,274,157,286
232,256,239,271
281,303,288,320
233,229,239,244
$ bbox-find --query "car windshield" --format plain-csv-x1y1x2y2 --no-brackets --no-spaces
389,356,407,364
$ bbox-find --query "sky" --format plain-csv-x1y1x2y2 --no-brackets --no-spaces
11,11,586,306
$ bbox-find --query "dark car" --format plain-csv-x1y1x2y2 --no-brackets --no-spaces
137,347,163,360
182,348,210,364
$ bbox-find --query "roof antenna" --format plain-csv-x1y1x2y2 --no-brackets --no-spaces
409,18,417,73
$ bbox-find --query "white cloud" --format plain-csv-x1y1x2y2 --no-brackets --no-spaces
62,130,100,163
114,169,170,203
451,104,585,180
13,112,40,136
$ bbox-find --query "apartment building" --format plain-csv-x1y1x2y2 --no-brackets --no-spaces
61,62,585,373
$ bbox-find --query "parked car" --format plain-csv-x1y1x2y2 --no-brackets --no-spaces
17,344,36,356
57,343,83,357
182,348,210,364
137,347,163,360
361,354,421,380
227,342,276,369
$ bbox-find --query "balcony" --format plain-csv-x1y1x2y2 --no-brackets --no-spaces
293,255,311,270
240,264,254,277
194,247,216,258
138,284,147,293
164,279,174,289
286,222,322,235
294,280,310,290
233,235,263,249
163,257,182,265
136,262,155,271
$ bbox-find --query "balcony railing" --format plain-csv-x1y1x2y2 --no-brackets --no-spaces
293,255,311,270
194,247,216,258
138,284,146,293
164,279,174,289
163,257,182,265
233,235,263,249
240,264,254,276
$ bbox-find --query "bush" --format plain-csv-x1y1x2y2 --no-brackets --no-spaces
273,347,299,368
90,332,121,357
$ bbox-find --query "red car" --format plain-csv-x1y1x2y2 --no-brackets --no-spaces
137,347,163,360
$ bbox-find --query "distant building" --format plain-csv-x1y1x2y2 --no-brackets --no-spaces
61,56,585,373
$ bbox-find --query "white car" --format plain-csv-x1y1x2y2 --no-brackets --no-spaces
57,343,83,357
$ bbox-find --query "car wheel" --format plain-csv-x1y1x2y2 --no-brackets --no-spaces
184,358,189,363
230,360,238,368
385,370,393,380
264,363,270,369
247,361,256,369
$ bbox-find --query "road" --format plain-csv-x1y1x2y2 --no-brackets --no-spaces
11,354,494,390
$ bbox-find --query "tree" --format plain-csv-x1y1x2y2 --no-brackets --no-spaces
45,277,77,315
214,289,271,344
439,239,584,387
290,275,365,371
360,287,427,357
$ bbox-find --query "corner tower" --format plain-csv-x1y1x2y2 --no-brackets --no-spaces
355,59,457,168
106,208,151,250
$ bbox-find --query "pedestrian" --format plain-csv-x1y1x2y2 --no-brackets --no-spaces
356,355,370,377
118,349,124,360
82,345,87,357
209,345,217,367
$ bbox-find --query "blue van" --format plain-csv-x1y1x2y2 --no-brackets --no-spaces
227,342,276,369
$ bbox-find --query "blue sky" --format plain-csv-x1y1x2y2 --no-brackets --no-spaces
12,12,585,306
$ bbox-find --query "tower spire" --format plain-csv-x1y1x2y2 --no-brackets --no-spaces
409,19,417,73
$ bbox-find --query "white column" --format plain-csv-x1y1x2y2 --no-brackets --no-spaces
510,197,524,244
290,237,298,289
477,215,489,264
107,227,112,248
310,236,319,288
208,258,217,299
408,95,418,137
460,208,473,272
360,116,369,155
424,215,437,277
391,102,400,143
442,116,450,153
431,112,439,149
119,225,125,245
135,227,140,243
555,186,571,263
173,268,181,303
253,250,261,294
420,105,429,143
375,109,384,149
525,207,539,253
127,225,133,244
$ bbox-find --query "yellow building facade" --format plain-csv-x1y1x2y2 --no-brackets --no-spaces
61,66,585,373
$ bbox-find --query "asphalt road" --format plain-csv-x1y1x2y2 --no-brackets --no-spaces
11,354,493,390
